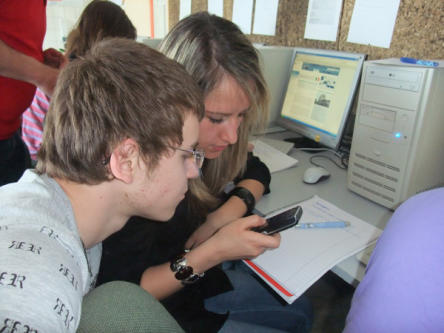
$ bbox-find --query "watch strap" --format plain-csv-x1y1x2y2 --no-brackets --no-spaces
170,253,204,285
229,186,256,215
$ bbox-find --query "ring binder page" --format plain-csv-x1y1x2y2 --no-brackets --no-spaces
244,195,382,304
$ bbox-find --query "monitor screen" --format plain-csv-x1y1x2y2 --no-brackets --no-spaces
277,48,365,150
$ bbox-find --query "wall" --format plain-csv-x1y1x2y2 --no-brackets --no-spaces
167,0,444,60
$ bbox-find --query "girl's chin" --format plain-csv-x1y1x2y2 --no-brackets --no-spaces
205,150,222,159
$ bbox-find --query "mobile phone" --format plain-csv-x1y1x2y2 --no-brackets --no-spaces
252,206,303,235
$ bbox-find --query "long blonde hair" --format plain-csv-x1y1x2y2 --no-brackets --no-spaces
159,12,269,218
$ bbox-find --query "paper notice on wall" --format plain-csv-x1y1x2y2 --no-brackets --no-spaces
347,0,401,48
208,0,223,17
252,0,279,36
179,0,191,20
232,0,253,34
304,0,343,42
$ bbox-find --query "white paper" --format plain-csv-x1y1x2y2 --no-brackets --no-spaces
207,0,223,17
256,137,294,155
179,0,191,20
304,0,342,41
109,0,123,6
232,0,253,34
252,0,279,36
347,0,401,48
245,195,382,303
251,139,298,174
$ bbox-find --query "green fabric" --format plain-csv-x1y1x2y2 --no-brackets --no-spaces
77,281,184,333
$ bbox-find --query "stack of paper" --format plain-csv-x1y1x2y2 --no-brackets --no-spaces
251,139,298,173
244,195,382,303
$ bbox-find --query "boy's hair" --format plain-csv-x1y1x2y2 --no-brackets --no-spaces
36,38,204,184
65,0,136,59
158,11,269,216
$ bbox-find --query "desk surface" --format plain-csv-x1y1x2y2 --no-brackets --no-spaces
255,132,393,286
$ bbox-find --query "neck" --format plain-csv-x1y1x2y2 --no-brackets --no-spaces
55,178,128,249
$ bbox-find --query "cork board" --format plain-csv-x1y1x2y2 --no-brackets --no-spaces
167,0,443,60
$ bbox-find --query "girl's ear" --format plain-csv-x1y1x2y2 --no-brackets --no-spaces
108,138,140,184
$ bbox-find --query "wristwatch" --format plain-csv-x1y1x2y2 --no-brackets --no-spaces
170,253,204,285
230,186,256,215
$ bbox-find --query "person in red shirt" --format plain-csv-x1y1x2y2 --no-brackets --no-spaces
0,0,64,185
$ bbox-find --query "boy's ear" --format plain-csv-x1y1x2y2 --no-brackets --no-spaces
108,138,140,184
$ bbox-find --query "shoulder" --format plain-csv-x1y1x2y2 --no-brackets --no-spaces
344,188,444,332
0,171,75,229
378,188,444,247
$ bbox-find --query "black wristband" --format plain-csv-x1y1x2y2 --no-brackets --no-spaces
230,186,256,215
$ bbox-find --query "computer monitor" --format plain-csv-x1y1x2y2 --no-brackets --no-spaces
255,45,296,128
277,48,366,150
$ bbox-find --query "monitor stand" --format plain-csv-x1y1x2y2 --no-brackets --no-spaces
284,137,324,150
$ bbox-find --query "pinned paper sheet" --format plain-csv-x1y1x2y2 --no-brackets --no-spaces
252,0,279,36
347,0,401,48
232,0,253,34
207,0,223,17
179,0,191,20
245,195,382,303
304,0,342,42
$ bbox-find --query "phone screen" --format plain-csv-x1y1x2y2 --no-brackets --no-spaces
253,206,303,235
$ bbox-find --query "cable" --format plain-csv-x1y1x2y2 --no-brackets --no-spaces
309,154,348,170
294,147,349,170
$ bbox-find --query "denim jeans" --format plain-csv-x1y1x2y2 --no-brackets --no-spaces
204,263,313,333
0,131,31,186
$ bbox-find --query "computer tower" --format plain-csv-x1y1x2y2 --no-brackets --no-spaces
347,59,444,209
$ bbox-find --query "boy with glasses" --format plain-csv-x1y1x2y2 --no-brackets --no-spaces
0,38,203,332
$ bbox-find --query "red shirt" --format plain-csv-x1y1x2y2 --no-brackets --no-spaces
0,0,46,139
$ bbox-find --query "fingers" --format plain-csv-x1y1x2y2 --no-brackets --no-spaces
230,215,281,250
242,214,267,228
253,230,280,250
43,48,66,69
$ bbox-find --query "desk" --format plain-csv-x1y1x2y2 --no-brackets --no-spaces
255,132,393,286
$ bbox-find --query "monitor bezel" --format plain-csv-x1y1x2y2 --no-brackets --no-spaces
276,47,366,150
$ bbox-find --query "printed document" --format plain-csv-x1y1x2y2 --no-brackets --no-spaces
244,195,382,303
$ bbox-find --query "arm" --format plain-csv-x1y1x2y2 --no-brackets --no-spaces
0,40,59,96
185,153,271,248
140,214,280,300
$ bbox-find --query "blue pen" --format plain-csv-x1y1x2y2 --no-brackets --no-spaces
296,221,350,229
400,57,439,67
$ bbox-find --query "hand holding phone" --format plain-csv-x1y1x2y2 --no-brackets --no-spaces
252,206,303,235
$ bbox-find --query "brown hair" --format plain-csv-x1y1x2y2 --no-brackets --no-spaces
65,0,136,59
36,38,204,184
159,11,269,216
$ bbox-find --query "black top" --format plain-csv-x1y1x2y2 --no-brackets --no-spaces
98,154,271,332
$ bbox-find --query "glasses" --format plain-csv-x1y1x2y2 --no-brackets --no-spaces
101,146,205,169
174,146,205,169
